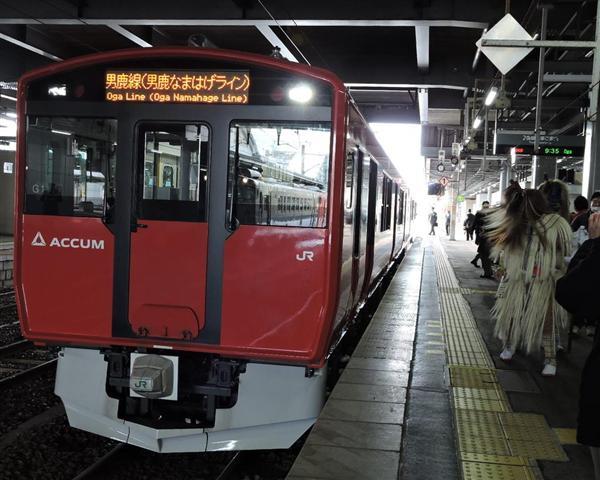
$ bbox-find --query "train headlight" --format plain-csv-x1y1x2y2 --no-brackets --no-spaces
288,84,313,103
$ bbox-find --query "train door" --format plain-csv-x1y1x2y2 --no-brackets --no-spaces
128,123,210,340
360,159,378,298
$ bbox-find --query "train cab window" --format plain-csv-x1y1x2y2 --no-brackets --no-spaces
345,150,356,209
137,123,209,222
24,117,117,217
227,121,331,228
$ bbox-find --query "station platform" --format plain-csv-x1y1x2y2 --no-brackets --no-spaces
287,236,596,480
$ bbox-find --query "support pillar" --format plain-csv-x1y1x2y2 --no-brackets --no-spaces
583,0,600,198
531,155,557,188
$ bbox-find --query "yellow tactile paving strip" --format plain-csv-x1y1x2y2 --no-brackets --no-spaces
432,240,568,479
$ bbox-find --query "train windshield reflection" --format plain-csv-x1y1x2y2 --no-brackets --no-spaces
228,121,331,228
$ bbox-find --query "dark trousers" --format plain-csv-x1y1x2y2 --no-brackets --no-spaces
479,242,493,277
466,230,473,241
429,225,436,235
446,224,450,235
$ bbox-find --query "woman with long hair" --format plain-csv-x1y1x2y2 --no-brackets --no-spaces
487,186,572,376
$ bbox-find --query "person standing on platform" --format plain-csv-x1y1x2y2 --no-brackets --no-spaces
570,195,589,225
572,192,600,233
556,213,600,479
445,211,451,236
428,207,438,236
487,187,572,376
464,209,475,241
538,179,571,221
470,201,490,268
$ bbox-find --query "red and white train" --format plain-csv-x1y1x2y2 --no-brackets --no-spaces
14,47,415,452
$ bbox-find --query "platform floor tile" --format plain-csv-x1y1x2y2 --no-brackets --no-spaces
346,357,411,372
338,368,409,387
287,444,400,480
330,383,407,403
462,461,538,480
319,399,405,424
309,419,402,451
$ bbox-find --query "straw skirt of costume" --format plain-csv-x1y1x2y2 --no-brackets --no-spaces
491,213,572,353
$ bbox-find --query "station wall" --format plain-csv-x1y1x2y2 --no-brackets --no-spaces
0,150,15,236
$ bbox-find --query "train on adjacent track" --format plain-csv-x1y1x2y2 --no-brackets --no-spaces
14,47,416,452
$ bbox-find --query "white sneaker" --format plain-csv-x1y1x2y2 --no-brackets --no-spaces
542,361,557,377
500,347,513,361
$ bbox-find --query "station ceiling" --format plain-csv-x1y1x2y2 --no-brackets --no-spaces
0,0,595,195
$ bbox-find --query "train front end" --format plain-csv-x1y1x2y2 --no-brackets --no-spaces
14,48,346,452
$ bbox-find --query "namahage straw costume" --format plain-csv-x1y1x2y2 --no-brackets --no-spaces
487,196,572,364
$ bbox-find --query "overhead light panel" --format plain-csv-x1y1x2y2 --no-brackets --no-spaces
484,87,498,106
51,129,71,136
472,116,482,129
418,88,428,124
0,94,16,102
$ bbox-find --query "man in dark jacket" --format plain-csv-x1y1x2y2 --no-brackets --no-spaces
464,209,476,241
556,213,600,479
470,201,493,279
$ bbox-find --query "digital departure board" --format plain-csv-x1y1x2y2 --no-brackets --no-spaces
105,70,250,104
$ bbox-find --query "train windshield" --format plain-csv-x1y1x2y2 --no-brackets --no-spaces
228,121,330,228
24,117,117,217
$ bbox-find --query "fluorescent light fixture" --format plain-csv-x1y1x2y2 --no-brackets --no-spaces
51,129,71,136
48,85,67,96
4,112,16,118
288,84,313,103
418,88,428,124
472,116,482,129
0,94,16,102
484,87,498,106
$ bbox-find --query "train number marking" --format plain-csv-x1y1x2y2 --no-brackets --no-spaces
296,251,314,262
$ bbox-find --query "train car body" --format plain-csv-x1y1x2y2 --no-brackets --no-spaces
14,48,415,453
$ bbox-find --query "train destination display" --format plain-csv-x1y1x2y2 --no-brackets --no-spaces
105,70,250,104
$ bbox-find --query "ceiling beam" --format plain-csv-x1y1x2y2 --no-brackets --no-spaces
0,18,488,28
0,31,61,61
415,26,429,73
108,25,152,47
255,25,299,63
543,73,592,83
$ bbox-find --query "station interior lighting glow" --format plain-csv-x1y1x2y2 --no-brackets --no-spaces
288,84,313,103
484,87,498,106
51,129,72,136
472,116,482,129
370,123,425,202
0,93,16,102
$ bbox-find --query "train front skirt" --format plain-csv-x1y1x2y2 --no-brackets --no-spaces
55,348,327,452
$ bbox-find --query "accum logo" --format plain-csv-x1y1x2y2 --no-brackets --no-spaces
31,231,105,250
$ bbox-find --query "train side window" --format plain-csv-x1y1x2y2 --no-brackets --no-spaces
227,121,331,228
344,149,356,209
380,176,393,232
137,123,209,222
24,116,117,217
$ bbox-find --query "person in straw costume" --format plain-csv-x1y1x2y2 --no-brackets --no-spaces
486,185,572,376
